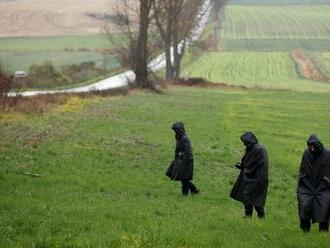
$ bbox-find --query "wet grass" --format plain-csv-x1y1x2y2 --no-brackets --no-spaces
183,52,330,92
0,34,122,82
0,51,119,73
0,35,113,52
0,87,330,247
220,39,330,52
221,5,330,40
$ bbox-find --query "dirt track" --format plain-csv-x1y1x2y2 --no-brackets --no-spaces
0,0,121,37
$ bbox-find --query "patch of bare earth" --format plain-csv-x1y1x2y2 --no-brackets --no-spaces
0,87,129,113
291,49,330,84
0,0,123,37
170,78,248,89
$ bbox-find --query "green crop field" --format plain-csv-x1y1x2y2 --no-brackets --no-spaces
0,51,119,73
1,87,330,247
220,39,330,52
221,5,330,40
0,34,120,72
0,34,122,87
183,52,330,92
0,35,115,52
187,2,330,89
312,52,330,77
217,4,330,52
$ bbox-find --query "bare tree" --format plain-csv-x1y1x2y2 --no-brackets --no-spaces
104,0,154,88
153,0,204,80
0,61,13,108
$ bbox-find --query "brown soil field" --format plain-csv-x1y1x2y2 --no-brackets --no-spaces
0,0,122,37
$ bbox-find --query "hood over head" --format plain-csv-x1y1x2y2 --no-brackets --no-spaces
171,122,186,135
307,134,324,154
240,131,259,148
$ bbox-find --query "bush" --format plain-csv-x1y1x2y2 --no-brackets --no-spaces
27,61,67,89
61,61,106,84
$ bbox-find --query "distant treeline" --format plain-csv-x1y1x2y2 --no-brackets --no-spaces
229,0,330,5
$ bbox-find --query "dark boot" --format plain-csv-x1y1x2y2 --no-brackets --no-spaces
255,206,265,219
188,181,199,195
300,219,311,233
181,180,189,196
319,222,329,232
244,205,253,218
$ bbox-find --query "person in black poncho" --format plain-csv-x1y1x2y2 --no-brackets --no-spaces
230,132,269,218
297,134,330,232
166,122,199,196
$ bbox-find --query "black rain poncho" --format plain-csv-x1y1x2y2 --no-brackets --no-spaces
230,132,269,207
166,122,194,181
297,134,330,223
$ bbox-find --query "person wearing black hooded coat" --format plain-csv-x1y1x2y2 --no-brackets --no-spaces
297,134,330,232
230,132,269,218
166,122,199,196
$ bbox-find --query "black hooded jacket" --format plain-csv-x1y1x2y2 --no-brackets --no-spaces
230,132,269,207
297,135,330,223
166,122,194,181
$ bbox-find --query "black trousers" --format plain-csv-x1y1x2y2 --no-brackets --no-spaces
244,205,265,218
300,219,329,232
181,180,198,195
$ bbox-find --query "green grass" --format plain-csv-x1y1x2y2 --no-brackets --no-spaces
197,3,330,89
0,34,115,52
183,52,330,92
312,52,330,77
0,51,119,73
187,3,330,90
221,5,330,40
0,34,124,88
0,34,123,77
1,87,330,247
220,39,330,52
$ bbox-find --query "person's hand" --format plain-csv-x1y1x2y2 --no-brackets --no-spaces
323,176,330,186
234,162,241,169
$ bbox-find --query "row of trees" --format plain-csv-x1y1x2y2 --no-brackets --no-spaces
106,0,217,89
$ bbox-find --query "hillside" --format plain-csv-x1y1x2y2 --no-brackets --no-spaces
183,2,330,91
221,5,330,40
1,0,330,246
1,87,330,247
0,0,120,37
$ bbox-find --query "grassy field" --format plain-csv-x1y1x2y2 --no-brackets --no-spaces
221,5,330,40
220,39,330,52
312,52,330,77
1,87,330,247
218,4,330,52
0,34,120,72
185,3,330,89
183,52,330,92
0,35,115,52
1,1,330,247
0,34,122,87
0,51,119,73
